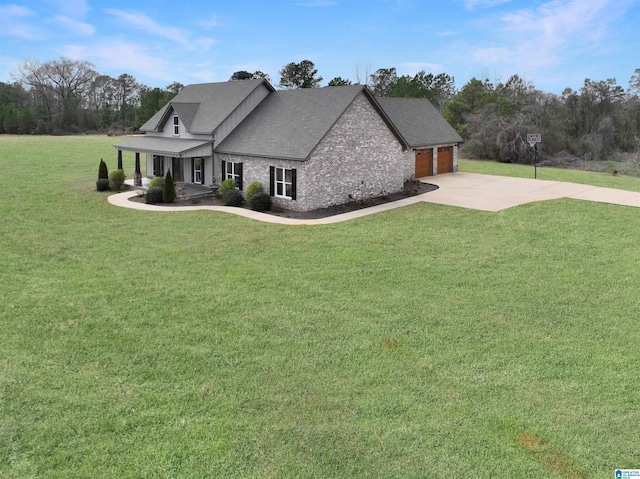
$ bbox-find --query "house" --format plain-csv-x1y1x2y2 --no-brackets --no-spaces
114,79,461,212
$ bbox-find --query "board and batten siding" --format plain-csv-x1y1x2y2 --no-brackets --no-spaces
214,84,271,144
151,119,210,141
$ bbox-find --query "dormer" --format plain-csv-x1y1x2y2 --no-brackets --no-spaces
140,79,275,142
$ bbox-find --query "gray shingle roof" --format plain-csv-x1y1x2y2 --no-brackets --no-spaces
171,102,199,131
140,79,273,135
113,136,212,157
376,97,462,148
215,85,406,161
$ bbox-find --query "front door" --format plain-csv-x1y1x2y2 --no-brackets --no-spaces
193,158,203,184
172,157,184,181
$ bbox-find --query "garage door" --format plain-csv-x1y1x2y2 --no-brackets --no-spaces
415,149,433,178
437,146,453,174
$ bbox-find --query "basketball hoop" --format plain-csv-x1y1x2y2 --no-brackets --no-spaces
527,133,541,147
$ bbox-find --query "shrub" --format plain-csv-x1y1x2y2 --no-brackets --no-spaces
219,178,237,201
98,158,109,179
96,178,110,191
224,188,244,206
110,169,126,192
148,176,164,189
163,170,176,203
145,186,164,204
245,181,264,203
249,192,272,212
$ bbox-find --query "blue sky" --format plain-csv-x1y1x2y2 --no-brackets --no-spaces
1,0,639,94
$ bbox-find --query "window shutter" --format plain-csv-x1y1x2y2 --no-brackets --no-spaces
221,160,226,182
269,166,275,197
201,159,205,185
237,163,243,190
191,159,194,183
291,168,297,200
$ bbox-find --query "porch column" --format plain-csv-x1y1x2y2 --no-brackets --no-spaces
134,152,142,186
117,149,123,170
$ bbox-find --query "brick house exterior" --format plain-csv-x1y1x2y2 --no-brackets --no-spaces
114,79,460,212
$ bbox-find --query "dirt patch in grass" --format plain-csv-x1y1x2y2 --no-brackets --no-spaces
516,431,586,479
381,338,400,349
516,431,546,452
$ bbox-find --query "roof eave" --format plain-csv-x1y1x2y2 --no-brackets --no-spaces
215,149,306,162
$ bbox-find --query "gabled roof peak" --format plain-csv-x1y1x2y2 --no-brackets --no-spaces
140,78,274,134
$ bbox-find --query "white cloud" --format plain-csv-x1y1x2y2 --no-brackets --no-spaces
0,4,40,39
61,41,174,82
469,0,634,74
0,4,35,17
464,0,512,9
52,15,95,36
103,9,191,46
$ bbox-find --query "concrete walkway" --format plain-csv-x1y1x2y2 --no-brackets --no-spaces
107,173,640,225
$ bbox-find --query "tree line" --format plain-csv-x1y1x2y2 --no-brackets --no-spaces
0,57,184,135
2,57,639,165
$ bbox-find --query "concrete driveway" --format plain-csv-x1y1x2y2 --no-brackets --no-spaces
109,172,640,225
420,172,640,212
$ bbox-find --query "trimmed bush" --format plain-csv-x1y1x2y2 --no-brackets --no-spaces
163,170,176,203
98,158,108,179
224,188,244,207
249,192,272,212
145,186,164,204
96,178,110,191
219,178,237,201
148,176,164,189
245,181,264,203
110,169,126,192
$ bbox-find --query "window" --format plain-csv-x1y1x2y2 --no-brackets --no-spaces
193,158,203,184
153,155,164,177
270,167,296,200
173,116,179,136
221,160,243,190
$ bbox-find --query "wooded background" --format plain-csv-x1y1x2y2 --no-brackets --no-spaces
2,57,639,168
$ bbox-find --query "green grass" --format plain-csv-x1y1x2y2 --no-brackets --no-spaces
459,157,640,192
2,135,640,478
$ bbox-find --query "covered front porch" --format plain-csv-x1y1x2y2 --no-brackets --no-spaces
124,177,215,200
113,136,214,187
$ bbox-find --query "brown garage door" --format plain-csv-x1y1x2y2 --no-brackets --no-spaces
415,149,433,178
437,146,453,174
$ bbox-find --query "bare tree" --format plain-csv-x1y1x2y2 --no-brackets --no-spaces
628,68,640,97
17,57,97,130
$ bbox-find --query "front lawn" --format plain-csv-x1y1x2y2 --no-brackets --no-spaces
1,135,639,478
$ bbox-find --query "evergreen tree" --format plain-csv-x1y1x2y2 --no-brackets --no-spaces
98,158,109,179
163,170,176,203
279,60,322,89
